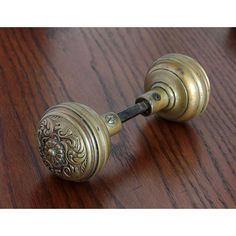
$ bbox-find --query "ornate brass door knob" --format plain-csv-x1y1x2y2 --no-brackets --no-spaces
37,54,210,182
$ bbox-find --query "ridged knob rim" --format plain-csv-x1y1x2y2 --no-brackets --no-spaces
145,53,211,121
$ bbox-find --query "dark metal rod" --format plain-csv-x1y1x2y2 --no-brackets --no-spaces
117,101,150,123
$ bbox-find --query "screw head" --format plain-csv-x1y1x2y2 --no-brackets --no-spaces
152,93,161,101
105,113,117,125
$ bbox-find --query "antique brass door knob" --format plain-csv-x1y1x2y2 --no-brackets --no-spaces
37,54,210,182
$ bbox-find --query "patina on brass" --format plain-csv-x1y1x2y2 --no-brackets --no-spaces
142,54,210,121
38,103,111,182
37,53,210,182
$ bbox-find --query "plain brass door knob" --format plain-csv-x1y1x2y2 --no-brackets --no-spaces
37,53,210,182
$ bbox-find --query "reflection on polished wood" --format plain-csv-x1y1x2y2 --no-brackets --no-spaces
0,28,235,208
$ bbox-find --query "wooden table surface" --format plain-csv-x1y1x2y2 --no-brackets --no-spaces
0,28,235,208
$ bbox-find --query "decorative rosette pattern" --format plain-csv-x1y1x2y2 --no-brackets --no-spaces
37,103,111,182
38,115,87,179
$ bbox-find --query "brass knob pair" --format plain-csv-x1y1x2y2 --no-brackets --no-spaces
37,54,210,182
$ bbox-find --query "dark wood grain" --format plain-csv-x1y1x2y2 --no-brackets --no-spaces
0,28,235,208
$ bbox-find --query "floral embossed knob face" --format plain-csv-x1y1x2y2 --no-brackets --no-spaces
44,137,65,168
37,103,111,182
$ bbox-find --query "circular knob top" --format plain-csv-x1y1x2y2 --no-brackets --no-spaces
144,53,210,121
37,103,111,182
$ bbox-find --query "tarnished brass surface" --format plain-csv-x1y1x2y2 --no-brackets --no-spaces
101,112,122,136
37,102,111,182
37,53,210,182
144,54,210,121
135,87,169,116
